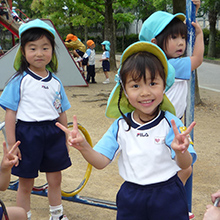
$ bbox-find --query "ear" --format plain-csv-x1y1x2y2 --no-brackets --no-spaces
151,38,157,44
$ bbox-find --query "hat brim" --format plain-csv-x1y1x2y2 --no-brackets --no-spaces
13,46,58,72
105,82,175,119
105,41,176,119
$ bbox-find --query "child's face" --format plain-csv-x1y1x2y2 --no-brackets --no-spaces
90,44,95,49
102,45,105,50
125,69,164,123
164,34,186,59
23,35,53,74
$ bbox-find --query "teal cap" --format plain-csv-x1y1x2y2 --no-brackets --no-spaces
19,19,56,38
139,11,185,41
101,40,111,51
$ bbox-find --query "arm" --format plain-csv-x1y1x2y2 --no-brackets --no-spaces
190,21,204,71
56,115,110,169
170,120,195,169
190,0,204,71
5,109,21,161
0,141,20,191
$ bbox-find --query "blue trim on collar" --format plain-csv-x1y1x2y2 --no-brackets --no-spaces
128,111,165,130
26,68,52,82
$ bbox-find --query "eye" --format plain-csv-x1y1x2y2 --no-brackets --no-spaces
132,84,139,88
150,82,156,86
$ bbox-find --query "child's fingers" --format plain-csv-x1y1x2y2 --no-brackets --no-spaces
2,141,7,155
171,119,179,136
55,122,70,135
183,121,196,136
73,115,78,131
8,141,21,154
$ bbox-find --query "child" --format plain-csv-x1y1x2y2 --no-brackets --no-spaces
139,0,203,120
64,34,86,73
0,19,71,220
0,141,27,220
138,3,203,208
100,40,111,84
57,41,197,220
83,40,96,83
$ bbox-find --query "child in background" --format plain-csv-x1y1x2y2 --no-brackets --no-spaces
0,141,27,220
139,0,203,120
64,34,86,73
83,40,96,83
100,40,111,84
139,1,203,199
0,19,71,220
57,41,197,220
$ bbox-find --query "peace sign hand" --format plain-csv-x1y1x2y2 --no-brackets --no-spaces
1,141,20,170
171,119,196,154
56,115,88,151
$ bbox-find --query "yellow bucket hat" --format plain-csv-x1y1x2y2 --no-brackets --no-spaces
105,41,176,119
13,19,58,72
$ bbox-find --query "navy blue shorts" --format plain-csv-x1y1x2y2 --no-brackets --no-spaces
12,120,72,178
116,174,189,220
0,207,3,220
102,60,110,72
75,49,84,57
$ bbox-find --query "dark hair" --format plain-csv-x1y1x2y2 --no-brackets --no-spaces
118,51,166,129
155,18,187,57
18,28,56,75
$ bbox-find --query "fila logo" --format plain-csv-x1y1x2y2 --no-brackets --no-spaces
42,85,49,89
137,133,149,137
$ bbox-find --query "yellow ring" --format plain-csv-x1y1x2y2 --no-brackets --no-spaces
61,122,93,197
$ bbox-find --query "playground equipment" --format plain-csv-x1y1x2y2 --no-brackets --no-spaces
185,0,196,212
0,19,87,90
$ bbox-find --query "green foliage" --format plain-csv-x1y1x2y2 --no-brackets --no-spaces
116,34,139,52
202,28,220,58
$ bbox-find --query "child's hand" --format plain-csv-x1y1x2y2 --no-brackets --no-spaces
171,120,196,154
211,190,220,205
56,115,87,151
1,141,20,170
192,21,202,36
191,0,200,15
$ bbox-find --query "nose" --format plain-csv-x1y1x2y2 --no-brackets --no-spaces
178,38,184,46
140,86,151,97
36,49,43,56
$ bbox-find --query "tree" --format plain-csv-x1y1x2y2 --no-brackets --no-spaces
200,0,220,58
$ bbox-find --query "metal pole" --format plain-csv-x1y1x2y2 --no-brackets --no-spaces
185,0,196,212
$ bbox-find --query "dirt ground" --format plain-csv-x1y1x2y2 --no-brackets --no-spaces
0,65,219,220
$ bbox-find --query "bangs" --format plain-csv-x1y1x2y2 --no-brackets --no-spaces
120,52,165,85
21,28,55,49
168,18,187,38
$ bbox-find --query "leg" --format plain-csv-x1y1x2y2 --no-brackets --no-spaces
47,172,67,219
178,166,192,185
16,177,34,212
46,171,62,206
6,206,27,220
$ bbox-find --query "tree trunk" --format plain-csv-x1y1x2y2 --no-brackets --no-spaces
84,25,88,44
104,0,117,70
173,0,186,14
207,10,217,58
